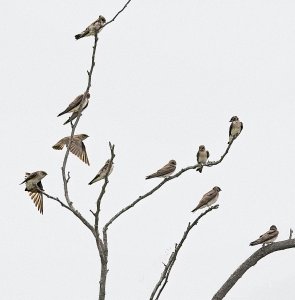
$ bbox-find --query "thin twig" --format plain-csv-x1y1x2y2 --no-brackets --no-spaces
289,228,293,240
103,0,132,28
103,140,236,233
66,171,71,183
204,137,237,168
41,191,93,232
41,191,71,211
150,205,219,300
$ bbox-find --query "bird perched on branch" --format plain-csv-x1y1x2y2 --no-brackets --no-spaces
20,171,47,214
145,160,176,179
89,159,114,185
75,15,106,40
196,145,209,173
191,186,221,212
52,134,90,165
57,93,90,125
228,116,243,144
249,225,279,246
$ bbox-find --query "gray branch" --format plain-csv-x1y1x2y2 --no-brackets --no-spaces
103,139,237,233
41,191,93,232
103,0,132,28
150,205,219,300
212,238,295,300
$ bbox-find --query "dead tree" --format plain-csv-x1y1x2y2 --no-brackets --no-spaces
24,2,295,300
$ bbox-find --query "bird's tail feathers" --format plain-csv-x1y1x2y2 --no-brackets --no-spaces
63,112,78,125
249,240,260,246
75,31,88,40
57,111,66,117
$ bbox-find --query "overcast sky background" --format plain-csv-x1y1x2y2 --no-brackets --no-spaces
2,0,295,299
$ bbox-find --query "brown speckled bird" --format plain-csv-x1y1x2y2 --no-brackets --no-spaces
52,134,90,165
89,159,114,185
250,225,279,246
20,171,47,214
191,186,221,212
75,16,106,40
196,145,209,173
57,93,90,125
145,160,176,179
228,116,243,144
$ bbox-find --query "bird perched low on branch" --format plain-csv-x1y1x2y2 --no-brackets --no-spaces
228,116,243,144
191,186,221,212
20,171,47,214
249,225,279,246
75,15,106,40
57,93,90,125
145,160,176,179
52,134,90,165
196,145,209,173
89,159,114,185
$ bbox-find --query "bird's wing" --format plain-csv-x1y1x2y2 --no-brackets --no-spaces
58,95,83,116
155,163,175,177
196,151,200,162
52,137,67,150
69,141,89,165
240,122,243,131
28,192,43,214
259,229,278,242
199,189,217,206
20,172,37,184
206,150,210,159
229,123,233,136
37,181,44,191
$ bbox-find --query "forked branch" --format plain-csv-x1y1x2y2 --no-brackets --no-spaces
104,139,237,233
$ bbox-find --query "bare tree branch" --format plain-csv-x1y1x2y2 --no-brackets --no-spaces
61,33,98,210
41,191,71,211
212,238,295,300
103,0,132,28
41,191,94,232
103,140,237,233
289,228,293,239
198,137,237,171
150,205,219,300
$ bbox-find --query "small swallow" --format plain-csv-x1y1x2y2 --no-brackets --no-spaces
228,116,243,144
249,225,279,246
196,145,209,173
57,93,90,125
52,134,90,165
191,186,221,212
89,159,114,185
75,15,106,40
20,171,47,214
145,160,176,179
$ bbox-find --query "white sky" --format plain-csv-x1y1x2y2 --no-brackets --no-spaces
2,0,295,299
